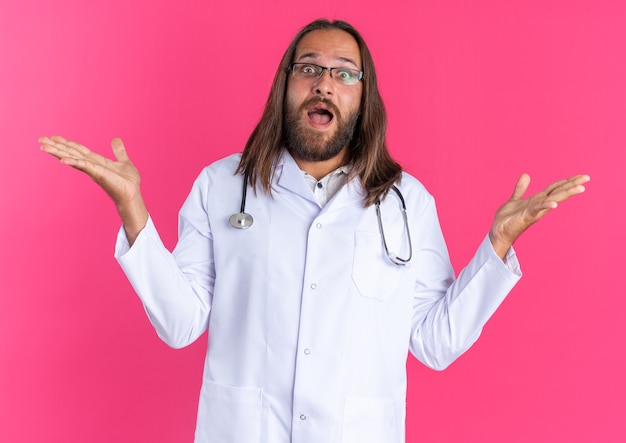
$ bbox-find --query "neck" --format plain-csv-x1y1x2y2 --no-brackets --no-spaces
290,147,349,180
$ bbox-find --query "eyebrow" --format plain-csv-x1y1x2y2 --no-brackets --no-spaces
296,52,361,69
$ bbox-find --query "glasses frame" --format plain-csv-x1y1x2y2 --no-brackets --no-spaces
289,62,364,85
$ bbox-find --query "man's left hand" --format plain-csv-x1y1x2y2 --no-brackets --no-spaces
489,173,590,259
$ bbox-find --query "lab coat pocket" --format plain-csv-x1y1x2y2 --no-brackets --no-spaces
197,380,262,443
352,230,401,300
341,396,396,443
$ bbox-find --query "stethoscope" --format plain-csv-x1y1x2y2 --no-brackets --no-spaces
228,173,254,229
229,173,413,266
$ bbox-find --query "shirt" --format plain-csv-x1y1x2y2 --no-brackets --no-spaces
115,151,521,443
303,165,350,207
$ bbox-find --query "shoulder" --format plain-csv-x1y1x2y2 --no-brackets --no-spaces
181,153,243,209
389,172,437,217
199,153,242,178
185,153,243,196
397,172,433,200
190,153,243,188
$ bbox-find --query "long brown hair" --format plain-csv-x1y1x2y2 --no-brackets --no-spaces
236,19,402,206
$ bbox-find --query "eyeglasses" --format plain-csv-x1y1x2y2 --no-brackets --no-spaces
289,63,364,86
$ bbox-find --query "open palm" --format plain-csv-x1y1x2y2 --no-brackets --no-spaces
40,135,148,244
489,173,590,258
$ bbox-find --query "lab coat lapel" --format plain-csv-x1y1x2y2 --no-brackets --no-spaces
324,176,366,212
275,151,318,205
273,150,366,209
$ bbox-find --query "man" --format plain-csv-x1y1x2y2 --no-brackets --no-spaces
40,19,588,443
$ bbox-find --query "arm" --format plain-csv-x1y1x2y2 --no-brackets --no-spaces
115,212,214,349
409,196,521,370
40,135,212,347
410,173,589,369
39,135,148,244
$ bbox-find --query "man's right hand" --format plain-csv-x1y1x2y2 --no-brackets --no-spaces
40,135,148,245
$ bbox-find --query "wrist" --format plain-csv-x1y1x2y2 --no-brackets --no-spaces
489,230,512,260
117,195,148,246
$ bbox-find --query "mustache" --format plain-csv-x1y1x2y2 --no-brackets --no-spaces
299,96,341,119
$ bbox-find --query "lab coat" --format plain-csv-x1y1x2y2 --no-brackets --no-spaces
115,151,521,443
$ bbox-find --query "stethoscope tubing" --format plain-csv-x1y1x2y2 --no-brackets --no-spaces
229,173,412,265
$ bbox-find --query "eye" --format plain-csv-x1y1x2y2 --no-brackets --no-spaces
335,69,353,81
300,64,318,75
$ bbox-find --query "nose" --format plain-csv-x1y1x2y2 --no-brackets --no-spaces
312,69,334,96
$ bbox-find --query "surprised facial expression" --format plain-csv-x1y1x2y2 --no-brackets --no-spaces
284,29,363,163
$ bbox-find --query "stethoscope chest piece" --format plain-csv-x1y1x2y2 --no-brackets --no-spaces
230,172,253,229
229,212,253,229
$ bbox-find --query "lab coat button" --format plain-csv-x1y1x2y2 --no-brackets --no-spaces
310,283,317,290
300,414,307,420
304,348,311,355
316,222,322,229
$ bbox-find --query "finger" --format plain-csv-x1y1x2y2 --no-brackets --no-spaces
41,136,111,173
49,135,69,144
511,173,531,201
40,136,66,151
544,174,590,197
42,135,91,161
543,175,589,203
544,178,571,196
570,174,591,186
546,184,587,204
536,200,558,213
40,137,80,160
45,135,83,150
60,137,115,170
111,137,129,162
48,135,86,155
545,175,582,196
60,156,108,180
523,200,558,224
52,135,92,158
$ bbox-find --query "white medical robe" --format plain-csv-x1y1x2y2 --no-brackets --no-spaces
115,152,521,443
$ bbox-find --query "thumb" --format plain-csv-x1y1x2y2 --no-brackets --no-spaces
511,173,530,201
111,137,129,162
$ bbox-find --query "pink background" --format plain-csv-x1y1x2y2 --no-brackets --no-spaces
1,0,624,441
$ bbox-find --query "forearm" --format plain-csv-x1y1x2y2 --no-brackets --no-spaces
115,216,213,348
410,235,521,370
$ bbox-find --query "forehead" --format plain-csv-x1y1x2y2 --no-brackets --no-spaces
294,29,361,68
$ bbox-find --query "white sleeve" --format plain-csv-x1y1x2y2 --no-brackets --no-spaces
409,197,522,370
115,172,215,349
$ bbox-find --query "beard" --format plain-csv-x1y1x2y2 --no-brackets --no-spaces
283,97,360,163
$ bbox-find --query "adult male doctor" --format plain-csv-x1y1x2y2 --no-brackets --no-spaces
40,19,588,443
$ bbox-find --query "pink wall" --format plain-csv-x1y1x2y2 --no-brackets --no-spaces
1,0,624,441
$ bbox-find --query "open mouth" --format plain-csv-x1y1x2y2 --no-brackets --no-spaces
306,103,335,128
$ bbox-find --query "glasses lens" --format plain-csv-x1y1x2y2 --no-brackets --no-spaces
332,68,361,85
292,63,321,78
291,63,362,85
